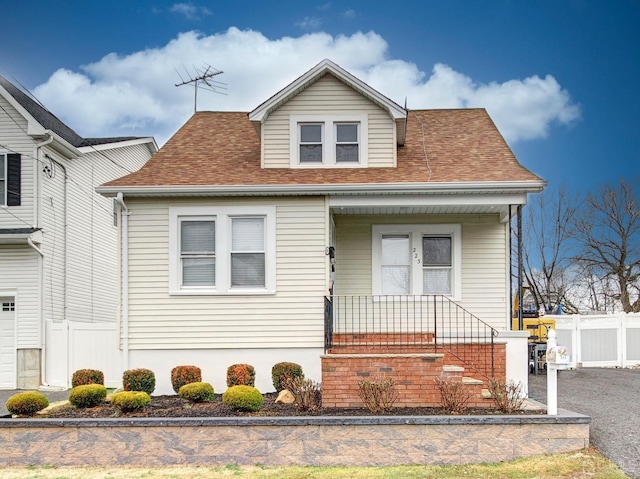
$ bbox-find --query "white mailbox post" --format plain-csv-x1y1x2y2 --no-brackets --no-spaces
546,329,570,415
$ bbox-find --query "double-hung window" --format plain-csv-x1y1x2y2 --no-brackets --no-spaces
373,224,461,299
335,123,359,163
290,114,367,167
180,218,216,287
299,124,323,163
0,154,5,206
231,217,265,287
0,152,21,207
170,206,276,295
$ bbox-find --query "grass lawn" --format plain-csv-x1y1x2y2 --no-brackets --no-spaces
0,447,629,479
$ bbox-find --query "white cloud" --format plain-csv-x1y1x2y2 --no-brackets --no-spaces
33,27,580,146
296,16,323,30
170,3,212,20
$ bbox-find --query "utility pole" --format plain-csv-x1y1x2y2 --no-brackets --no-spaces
175,65,225,112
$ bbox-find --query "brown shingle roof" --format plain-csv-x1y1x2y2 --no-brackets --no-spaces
103,108,541,189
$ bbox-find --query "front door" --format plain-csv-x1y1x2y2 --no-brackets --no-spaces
0,298,16,388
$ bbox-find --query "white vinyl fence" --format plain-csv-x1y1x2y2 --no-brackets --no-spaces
45,321,121,388
546,313,640,368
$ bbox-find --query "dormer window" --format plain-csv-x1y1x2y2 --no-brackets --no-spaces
299,124,323,163
290,114,368,168
335,123,359,163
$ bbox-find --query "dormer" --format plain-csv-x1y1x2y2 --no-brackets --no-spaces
248,59,407,169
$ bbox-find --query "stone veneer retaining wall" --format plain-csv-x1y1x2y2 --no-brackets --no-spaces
0,411,590,467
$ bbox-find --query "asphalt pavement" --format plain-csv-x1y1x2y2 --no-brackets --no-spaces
528,367,640,479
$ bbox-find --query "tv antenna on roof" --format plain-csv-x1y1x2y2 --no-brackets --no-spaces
175,65,226,112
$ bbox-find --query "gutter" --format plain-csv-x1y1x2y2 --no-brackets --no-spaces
114,192,129,371
97,180,547,198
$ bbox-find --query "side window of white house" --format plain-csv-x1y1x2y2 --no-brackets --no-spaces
0,152,21,207
290,115,367,167
170,206,276,295
372,225,461,299
180,218,216,287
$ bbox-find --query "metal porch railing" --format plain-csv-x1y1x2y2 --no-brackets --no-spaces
324,294,499,379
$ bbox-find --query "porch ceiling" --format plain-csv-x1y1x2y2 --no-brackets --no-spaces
332,204,509,217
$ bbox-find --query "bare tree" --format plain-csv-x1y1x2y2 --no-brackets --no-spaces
573,178,640,313
520,185,582,314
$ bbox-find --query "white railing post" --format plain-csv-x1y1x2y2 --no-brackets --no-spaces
546,329,558,415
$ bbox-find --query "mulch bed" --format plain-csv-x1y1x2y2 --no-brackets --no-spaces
35,393,542,419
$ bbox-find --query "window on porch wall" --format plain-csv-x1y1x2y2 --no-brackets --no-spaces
381,235,410,294
372,224,461,299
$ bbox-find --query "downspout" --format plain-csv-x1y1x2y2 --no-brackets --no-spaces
115,192,129,371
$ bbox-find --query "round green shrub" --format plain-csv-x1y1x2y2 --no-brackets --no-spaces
68,384,107,408
71,368,104,388
226,363,256,387
178,382,215,402
110,391,151,413
5,391,49,416
222,385,263,412
171,365,202,393
271,362,304,392
122,368,155,395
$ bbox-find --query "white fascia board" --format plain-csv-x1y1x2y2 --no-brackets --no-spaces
78,137,158,154
249,59,406,122
96,180,546,198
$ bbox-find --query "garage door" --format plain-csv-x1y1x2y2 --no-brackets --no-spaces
0,298,16,388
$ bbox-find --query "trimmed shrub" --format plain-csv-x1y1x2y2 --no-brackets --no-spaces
178,382,215,403
5,391,49,416
171,365,202,394
71,369,104,388
222,385,263,412
271,362,304,392
226,363,256,387
68,384,107,408
110,391,151,413
122,368,155,395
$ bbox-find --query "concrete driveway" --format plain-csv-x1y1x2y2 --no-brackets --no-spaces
528,367,640,479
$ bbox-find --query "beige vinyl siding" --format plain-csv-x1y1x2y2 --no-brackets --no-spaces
0,96,36,228
0,246,39,347
65,142,152,324
333,214,509,329
125,196,328,349
262,75,396,168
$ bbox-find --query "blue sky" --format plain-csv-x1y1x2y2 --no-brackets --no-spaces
2,0,639,192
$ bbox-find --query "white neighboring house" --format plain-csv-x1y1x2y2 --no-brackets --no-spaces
0,75,157,389
98,59,545,397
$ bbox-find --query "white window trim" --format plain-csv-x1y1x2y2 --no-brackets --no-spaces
372,224,462,300
169,206,276,295
289,114,368,168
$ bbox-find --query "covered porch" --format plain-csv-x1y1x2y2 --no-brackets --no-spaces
319,188,531,408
